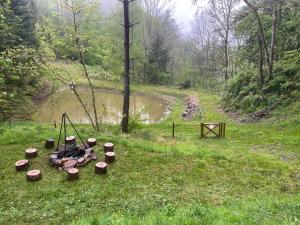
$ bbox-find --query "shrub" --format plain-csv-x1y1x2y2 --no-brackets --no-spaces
222,50,300,113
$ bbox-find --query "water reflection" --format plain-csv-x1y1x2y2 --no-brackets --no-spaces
33,89,169,124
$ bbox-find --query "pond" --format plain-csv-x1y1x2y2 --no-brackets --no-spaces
33,88,170,124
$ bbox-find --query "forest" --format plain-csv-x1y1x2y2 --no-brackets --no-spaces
0,0,299,225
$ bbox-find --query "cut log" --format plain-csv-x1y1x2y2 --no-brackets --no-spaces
95,162,108,174
87,138,97,147
105,152,115,163
53,159,63,168
77,157,85,164
67,168,79,180
65,136,76,145
45,138,55,149
25,148,38,158
27,170,41,181
63,159,77,171
15,159,29,171
104,143,114,152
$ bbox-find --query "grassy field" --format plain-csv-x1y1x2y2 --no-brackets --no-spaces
0,65,299,224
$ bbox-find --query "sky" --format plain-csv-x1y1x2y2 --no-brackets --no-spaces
101,0,209,34
173,0,208,34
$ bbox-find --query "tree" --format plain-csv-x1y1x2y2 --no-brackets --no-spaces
11,0,38,47
147,29,170,83
121,0,132,133
207,0,239,81
242,0,279,79
54,0,100,131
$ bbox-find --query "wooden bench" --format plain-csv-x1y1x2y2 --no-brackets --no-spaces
201,122,226,138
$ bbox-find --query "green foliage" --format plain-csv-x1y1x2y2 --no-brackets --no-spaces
223,50,300,113
0,47,43,121
11,0,38,47
145,30,171,84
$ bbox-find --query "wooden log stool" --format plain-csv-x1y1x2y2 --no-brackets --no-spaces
67,168,79,180
15,159,29,171
200,122,226,138
65,136,76,145
25,148,38,158
105,152,115,163
45,138,55,149
95,162,108,174
87,138,97,147
27,170,42,181
104,143,114,152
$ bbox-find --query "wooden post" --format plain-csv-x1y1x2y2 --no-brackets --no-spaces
223,123,226,138
201,123,204,138
172,122,175,138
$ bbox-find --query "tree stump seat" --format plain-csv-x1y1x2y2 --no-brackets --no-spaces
27,170,42,181
104,143,114,152
45,138,55,149
67,168,79,180
15,159,29,171
65,136,76,145
95,162,108,174
25,148,38,158
87,138,97,147
105,152,115,163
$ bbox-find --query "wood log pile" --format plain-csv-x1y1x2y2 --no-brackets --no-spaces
240,103,279,123
182,95,200,120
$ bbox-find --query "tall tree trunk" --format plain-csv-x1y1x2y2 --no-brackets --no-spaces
122,0,130,133
224,31,229,80
258,34,264,86
269,1,278,80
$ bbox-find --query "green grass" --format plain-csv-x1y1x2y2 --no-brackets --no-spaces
0,64,299,225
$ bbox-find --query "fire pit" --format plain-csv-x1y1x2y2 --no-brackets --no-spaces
49,113,97,171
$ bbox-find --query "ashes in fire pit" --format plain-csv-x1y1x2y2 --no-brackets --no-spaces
49,143,97,171
49,113,97,171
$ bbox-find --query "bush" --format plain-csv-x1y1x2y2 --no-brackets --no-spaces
0,47,44,121
179,80,192,89
222,50,300,113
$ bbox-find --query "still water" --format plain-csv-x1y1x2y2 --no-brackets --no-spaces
33,89,169,124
